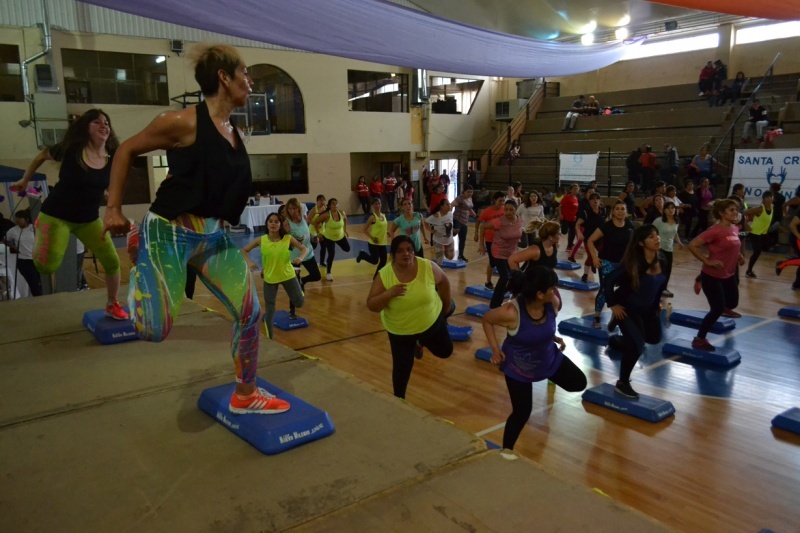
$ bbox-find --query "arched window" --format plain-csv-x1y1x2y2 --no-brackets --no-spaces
249,64,306,134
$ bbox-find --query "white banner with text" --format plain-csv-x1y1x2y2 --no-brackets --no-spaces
559,153,600,183
728,149,800,205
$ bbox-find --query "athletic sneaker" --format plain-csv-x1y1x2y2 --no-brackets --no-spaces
745,270,757,279
326,272,333,281
567,256,577,263
691,337,715,351
581,273,588,283
721,308,742,318
229,389,290,415
105,300,129,321
289,312,298,320
356,252,363,264
485,281,494,290
614,380,639,399
499,448,519,461
414,341,424,360
662,290,674,297
775,261,782,276
592,315,601,329
459,256,468,262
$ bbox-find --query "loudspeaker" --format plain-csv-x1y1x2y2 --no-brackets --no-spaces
170,40,184,53
665,20,678,31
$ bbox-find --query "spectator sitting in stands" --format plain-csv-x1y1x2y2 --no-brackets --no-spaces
760,127,783,149
708,85,732,107
562,95,586,130
712,59,728,91
731,71,748,103
584,95,600,116
698,61,715,96
690,144,726,185
507,140,522,166
741,100,769,144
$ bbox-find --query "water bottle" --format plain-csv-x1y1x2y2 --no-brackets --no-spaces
666,302,673,326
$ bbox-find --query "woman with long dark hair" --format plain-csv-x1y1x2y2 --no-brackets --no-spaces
604,225,667,398
367,235,453,399
482,265,586,457
13,109,126,317
104,44,288,414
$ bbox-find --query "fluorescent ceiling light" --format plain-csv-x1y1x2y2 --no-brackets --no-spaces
581,33,595,45
617,15,630,27
580,21,597,34
155,55,166,63
615,28,628,40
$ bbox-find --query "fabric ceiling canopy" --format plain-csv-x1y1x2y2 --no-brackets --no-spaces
79,0,639,78
648,0,800,21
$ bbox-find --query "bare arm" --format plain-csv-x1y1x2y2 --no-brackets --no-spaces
289,236,308,265
481,303,518,364
790,216,800,240
574,218,585,241
387,220,398,240
432,262,451,311
13,148,52,191
586,228,604,268
363,214,376,242
507,246,540,271
241,237,261,270
104,109,195,235
366,271,405,312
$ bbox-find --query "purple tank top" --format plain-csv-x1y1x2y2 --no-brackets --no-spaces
500,299,564,383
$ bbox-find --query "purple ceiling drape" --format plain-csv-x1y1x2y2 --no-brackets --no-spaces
79,0,640,78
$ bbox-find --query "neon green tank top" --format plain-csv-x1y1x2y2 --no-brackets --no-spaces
378,258,442,335
750,204,772,235
369,212,388,245
322,210,345,241
309,207,325,236
260,234,295,283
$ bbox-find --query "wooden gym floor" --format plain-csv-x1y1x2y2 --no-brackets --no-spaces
76,220,800,533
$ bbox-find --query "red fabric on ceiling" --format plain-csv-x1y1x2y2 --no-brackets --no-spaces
648,0,800,21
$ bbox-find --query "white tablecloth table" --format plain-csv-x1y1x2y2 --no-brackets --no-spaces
0,244,31,300
238,204,307,233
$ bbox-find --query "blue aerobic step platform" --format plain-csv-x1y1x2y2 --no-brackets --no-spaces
778,306,800,319
555,260,581,270
771,407,800,435
557,278,600,291
475,347,493,362
557,316,610,343
82,308,138,345
197,377,335,455
441,258,467,269
465,285,509,300
670,309,735,334
466,303,490,318
447,324,474,341
662,338,741,367
582,383,675,423
273,310,309,331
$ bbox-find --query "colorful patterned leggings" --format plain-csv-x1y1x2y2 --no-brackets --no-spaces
131,212,261,384
34,213,120,275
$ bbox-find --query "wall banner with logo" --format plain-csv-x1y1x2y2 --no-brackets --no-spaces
559,153,599,183
728,149,800,205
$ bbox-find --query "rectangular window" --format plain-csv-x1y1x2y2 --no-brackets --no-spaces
0,44,23,102
250,154,308,195
61,49,168,105
736,21,800,45
232,93,271,135
348,70,408,113
429,77,483,114
622,33,719,61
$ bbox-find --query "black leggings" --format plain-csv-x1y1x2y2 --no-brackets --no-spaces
747,233,766,273
453,220,468,259
358,243,388,278
617,310,662,382
17,258,42,296
185,267,198,299
387,312,453,399
503,356,586,450
565,220,577,248
323,237,351,274
289,257,321,315
359,196,370,216
490,259,510,309
698,273,738,339
693,208,711,237
661,250,673,288
680,208,695,239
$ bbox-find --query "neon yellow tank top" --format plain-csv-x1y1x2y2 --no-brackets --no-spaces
260,234,295,283
378,258,442,335
369,213,388,245
322,210,345,241
309,207,325,236
750,204,772,235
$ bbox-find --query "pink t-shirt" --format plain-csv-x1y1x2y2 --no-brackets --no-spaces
491,216,523,260
700,223,741,279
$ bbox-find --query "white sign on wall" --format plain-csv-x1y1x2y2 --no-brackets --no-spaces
559,152,599,183
728,149,800,205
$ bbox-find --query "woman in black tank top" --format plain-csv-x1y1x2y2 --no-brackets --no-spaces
507,221,563,310
104,44,289,416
